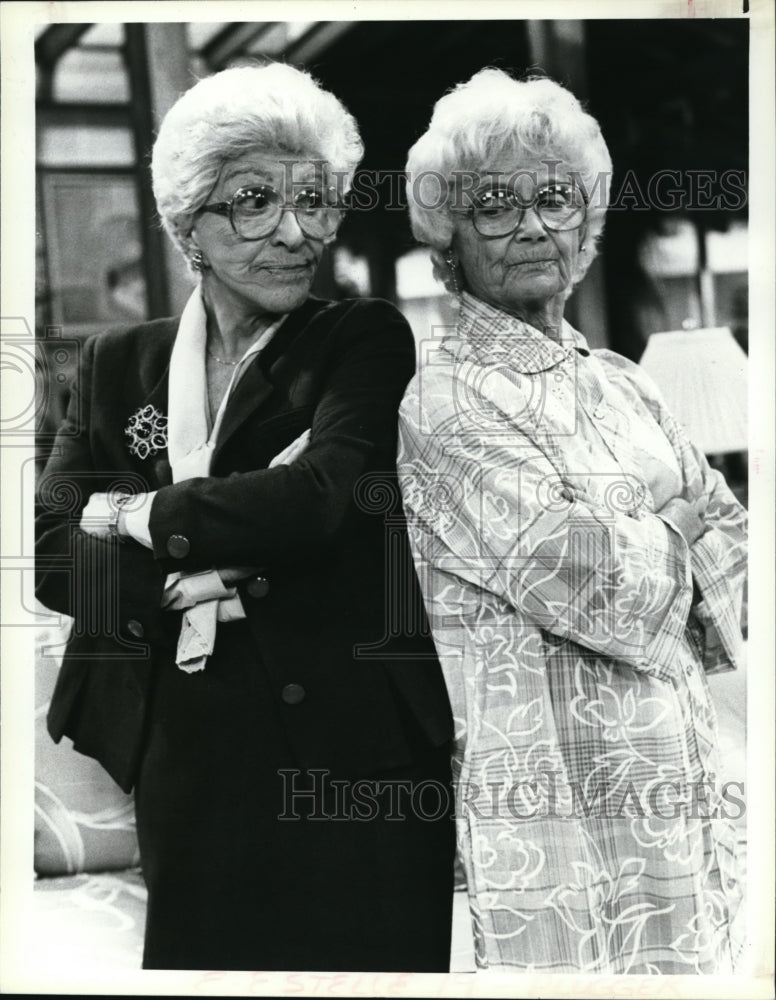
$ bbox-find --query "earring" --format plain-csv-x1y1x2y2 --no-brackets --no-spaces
190,249,207,271
579,243,587,252
445,251,461,296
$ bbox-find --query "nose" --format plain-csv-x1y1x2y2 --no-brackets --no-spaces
514,205,548,240
270,207,307,249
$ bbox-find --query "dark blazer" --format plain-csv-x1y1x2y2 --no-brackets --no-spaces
36,296,453,793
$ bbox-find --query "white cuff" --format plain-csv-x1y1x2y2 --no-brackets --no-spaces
122,491,157,549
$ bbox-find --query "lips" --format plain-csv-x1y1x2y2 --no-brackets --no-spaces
256,261,312,271
253,261,314,273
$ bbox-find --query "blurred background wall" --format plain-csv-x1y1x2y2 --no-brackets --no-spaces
34,18,749,495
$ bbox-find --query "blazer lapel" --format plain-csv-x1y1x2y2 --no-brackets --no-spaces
212,359,275,461
121,299,328,473
141,370,174,488
212,298,326,464
125,318,177,488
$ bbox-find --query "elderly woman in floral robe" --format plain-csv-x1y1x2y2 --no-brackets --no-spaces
398,69,747,973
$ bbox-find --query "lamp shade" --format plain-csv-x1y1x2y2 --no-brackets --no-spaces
639,327,747,454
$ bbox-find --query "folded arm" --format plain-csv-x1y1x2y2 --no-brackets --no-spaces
398,392,693,682
603,352,747,669
37,304,416,627
146,307,414,575
80,428,314,609
662,414,747,669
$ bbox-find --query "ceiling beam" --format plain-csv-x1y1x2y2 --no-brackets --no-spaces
284,22,355,64
34,24,92,68
201,22,273,70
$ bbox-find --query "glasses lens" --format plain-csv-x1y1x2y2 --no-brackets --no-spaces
232,186,282,239
293,187,343,239
231,185,343,240
472,188,521,237
471,183,586,236
534,184,586,231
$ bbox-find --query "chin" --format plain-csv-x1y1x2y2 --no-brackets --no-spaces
505,281,566,308
251,280,314,316
508,272,563,293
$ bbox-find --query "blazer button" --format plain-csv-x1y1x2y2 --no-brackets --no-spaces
281,683,306,705
246,576,270,599
126,619,145,639
167,534,190,559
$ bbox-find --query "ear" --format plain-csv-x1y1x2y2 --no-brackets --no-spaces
183,230,208,260
180,226,196,253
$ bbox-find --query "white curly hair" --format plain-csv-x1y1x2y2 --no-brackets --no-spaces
405,68,613,294
151,62,364,266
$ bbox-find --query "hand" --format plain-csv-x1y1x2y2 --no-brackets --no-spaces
657,494,708,548
79,491,132,541
216,566,262,586
639,452,681,511
269,429,311,468
162,566,259,611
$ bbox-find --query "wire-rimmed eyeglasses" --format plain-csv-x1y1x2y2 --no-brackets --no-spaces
452,181,588,238
200,184,346,242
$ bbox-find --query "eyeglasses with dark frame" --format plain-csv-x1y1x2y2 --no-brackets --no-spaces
451,181,588,238
200,183,346,242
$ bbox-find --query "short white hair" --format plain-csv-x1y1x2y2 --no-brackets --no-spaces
152,62,364,261
405,69,613,292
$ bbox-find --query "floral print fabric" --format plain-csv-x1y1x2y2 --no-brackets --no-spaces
398,292,747,973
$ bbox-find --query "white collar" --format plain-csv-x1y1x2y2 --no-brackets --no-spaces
444,291,589,374
167,287,285,480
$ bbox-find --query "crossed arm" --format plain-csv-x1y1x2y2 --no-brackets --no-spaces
36,301,416,631
398,356,745,682
79,428,312,610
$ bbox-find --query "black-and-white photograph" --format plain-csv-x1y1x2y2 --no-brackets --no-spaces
1,2,773,995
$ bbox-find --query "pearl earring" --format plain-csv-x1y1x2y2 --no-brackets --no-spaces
190,249,208,271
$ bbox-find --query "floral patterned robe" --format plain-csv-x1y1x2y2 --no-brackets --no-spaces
398,292,747,974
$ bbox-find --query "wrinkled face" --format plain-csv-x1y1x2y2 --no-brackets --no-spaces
450,157,587,319
191,150,328,317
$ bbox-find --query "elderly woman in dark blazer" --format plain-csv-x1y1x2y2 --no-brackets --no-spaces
36,63,454,972
398,69,746,974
